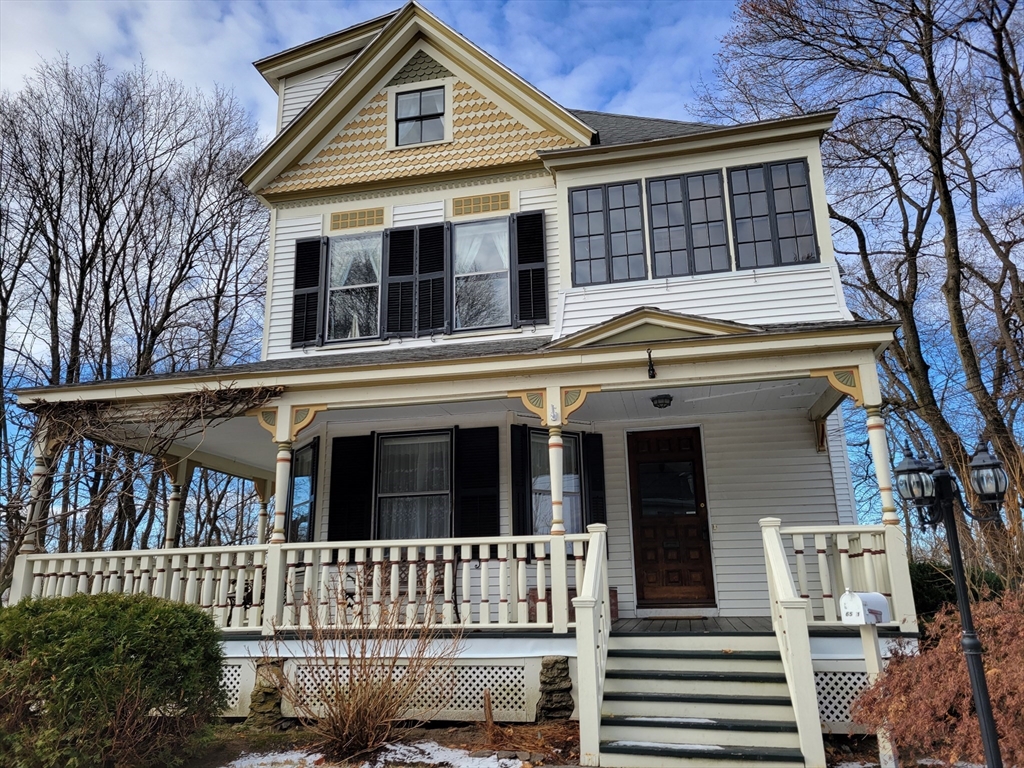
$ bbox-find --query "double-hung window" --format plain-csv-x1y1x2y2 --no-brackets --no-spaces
648,171,730,276
376,432,451,540
325,233,382,341
729,160,818,269
286,438,319,542
453,218,510,330
396,87,444,146
570,182,646,285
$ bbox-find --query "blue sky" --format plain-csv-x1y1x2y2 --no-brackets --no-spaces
0,0,737,138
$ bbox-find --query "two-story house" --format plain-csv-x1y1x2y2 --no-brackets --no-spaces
12,4,917,767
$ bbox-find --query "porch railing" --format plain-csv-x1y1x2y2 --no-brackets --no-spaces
7,532,597,636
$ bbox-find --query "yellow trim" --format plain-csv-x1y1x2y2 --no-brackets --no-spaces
290,404,327,441
809,367,864,406
561,386,600,424
548,307,758,350
452,192,510,216
331,207,384,230
251,407,279,439
509,390,547,423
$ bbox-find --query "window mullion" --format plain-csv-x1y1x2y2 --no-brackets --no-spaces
762,162,782,267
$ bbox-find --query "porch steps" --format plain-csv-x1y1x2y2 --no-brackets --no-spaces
599,633,805,767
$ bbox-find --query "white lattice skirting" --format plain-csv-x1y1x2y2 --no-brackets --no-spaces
283,659,535,722
815,670,869,724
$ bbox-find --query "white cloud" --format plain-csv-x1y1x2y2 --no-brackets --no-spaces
0,0,736,139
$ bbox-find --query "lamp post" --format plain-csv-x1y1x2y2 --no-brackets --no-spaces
893,438,1009,768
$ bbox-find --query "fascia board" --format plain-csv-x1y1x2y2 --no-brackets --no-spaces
242,4,594,193
16,326,896,406
253,11,398,88
539,111,840,173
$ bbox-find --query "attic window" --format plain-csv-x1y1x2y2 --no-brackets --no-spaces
396,87,444,146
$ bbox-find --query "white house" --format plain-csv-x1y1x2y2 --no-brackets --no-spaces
11,4,917,766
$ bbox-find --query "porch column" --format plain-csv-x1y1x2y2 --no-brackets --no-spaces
20,434,54,554
163,459,194,549
860,363,899,526
254,478,272,545
548,426,565,535
270,441,292,545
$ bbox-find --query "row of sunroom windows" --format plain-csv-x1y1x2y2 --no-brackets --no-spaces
286,427,598,544
570,158,819,285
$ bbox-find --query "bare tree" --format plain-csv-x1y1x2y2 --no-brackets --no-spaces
700,0,1023,578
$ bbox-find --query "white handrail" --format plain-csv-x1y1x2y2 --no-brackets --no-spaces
572,524,609,768
760,517,827,768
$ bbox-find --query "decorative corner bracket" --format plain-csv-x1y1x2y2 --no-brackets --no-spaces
510,386,601,425
561,387,600,424
509,390,548,424
810,368,864,407
290,405,326,441
250,404,326,442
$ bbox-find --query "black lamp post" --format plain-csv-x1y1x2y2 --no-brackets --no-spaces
893,438,1009,768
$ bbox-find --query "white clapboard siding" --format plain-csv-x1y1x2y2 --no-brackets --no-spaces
267,216,322,358
393,201,445,227
281,64,348,130
519,187,559,329
555,264,849,338
827,409,858,525
599,410,841,617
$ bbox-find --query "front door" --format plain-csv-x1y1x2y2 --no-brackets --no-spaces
628,428,715,607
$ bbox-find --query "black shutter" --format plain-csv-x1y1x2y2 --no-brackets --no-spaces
383,229,415,336
328,434,375,543
453,427,500,541
510,424,533,536
582,432,607,526
511,211,548,326
292,237,325,346
417,223,448,334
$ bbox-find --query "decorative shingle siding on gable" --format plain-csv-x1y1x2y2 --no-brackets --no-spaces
260,81,577,195
386,50,453,86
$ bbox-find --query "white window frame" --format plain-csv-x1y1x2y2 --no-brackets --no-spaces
385,77,456,151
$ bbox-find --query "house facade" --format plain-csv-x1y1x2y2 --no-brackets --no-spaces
11,5,917,767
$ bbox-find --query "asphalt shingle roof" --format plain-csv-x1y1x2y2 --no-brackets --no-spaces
568,109,717,146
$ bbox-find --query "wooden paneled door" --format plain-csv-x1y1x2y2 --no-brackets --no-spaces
628,428,715,607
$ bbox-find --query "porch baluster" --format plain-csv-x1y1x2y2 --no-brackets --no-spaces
216,552,232,627
232,554,247,628
119,556,134,595
815,534,837,621
516,543,528,624
318,554,332,627
77,558,90,595
91,557,105,595
836,532,853,594
338,548,352,627
536,547,548,625
107,556,122,594
138,556,152,595
284,548,298,626
425,546,437,623
31,559,46,598
872,532,890,600
861,534,878,592
406,546,419,626
479,544,491,625
497,543,509,625
370,547,383,627
574,543,585,597
169,555,185,602
184,553,199,605
300,549,315,628
461,545,473,625
353,548,365,627
200,552,216,616
248,549,265,628
389,546,401,615
792,535,812,620
442,545,454,625
60,558,75,597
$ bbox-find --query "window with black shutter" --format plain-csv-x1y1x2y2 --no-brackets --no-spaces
291,237,326,346
381,223,449,337
511,211,548,326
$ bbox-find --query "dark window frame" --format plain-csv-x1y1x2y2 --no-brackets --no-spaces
727,159,820,270
646,170,732,278
371,428,456,540
395,86,445,147
286,437,320,543
568,180,649,287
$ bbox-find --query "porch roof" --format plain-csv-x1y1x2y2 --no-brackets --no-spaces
15,317,896,405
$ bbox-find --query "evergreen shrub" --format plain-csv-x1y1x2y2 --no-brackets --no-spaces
0,592,227,768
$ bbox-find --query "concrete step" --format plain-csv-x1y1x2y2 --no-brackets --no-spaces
608,634,778,653
603,691,795,721
600,739,805,768
607,648,784,674
600,714,801,749
604,669,790,697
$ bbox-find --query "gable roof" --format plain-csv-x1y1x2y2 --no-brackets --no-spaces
242,1,595,196
546,307,763,350
568,110,715,146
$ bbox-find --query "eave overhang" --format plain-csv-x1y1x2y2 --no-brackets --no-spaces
16,320,898,407
538,110,840,175
241,1,595,197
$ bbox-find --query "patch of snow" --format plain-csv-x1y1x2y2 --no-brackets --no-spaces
362,741,522,768
223,751,324,768
605,740,724,751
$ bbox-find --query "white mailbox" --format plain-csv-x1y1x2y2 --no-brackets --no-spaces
840,589,891,625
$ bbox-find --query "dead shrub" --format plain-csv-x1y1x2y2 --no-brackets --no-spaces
262,576,463,761
852,588,1024,765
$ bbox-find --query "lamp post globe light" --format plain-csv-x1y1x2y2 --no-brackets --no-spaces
893,438,1009,768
